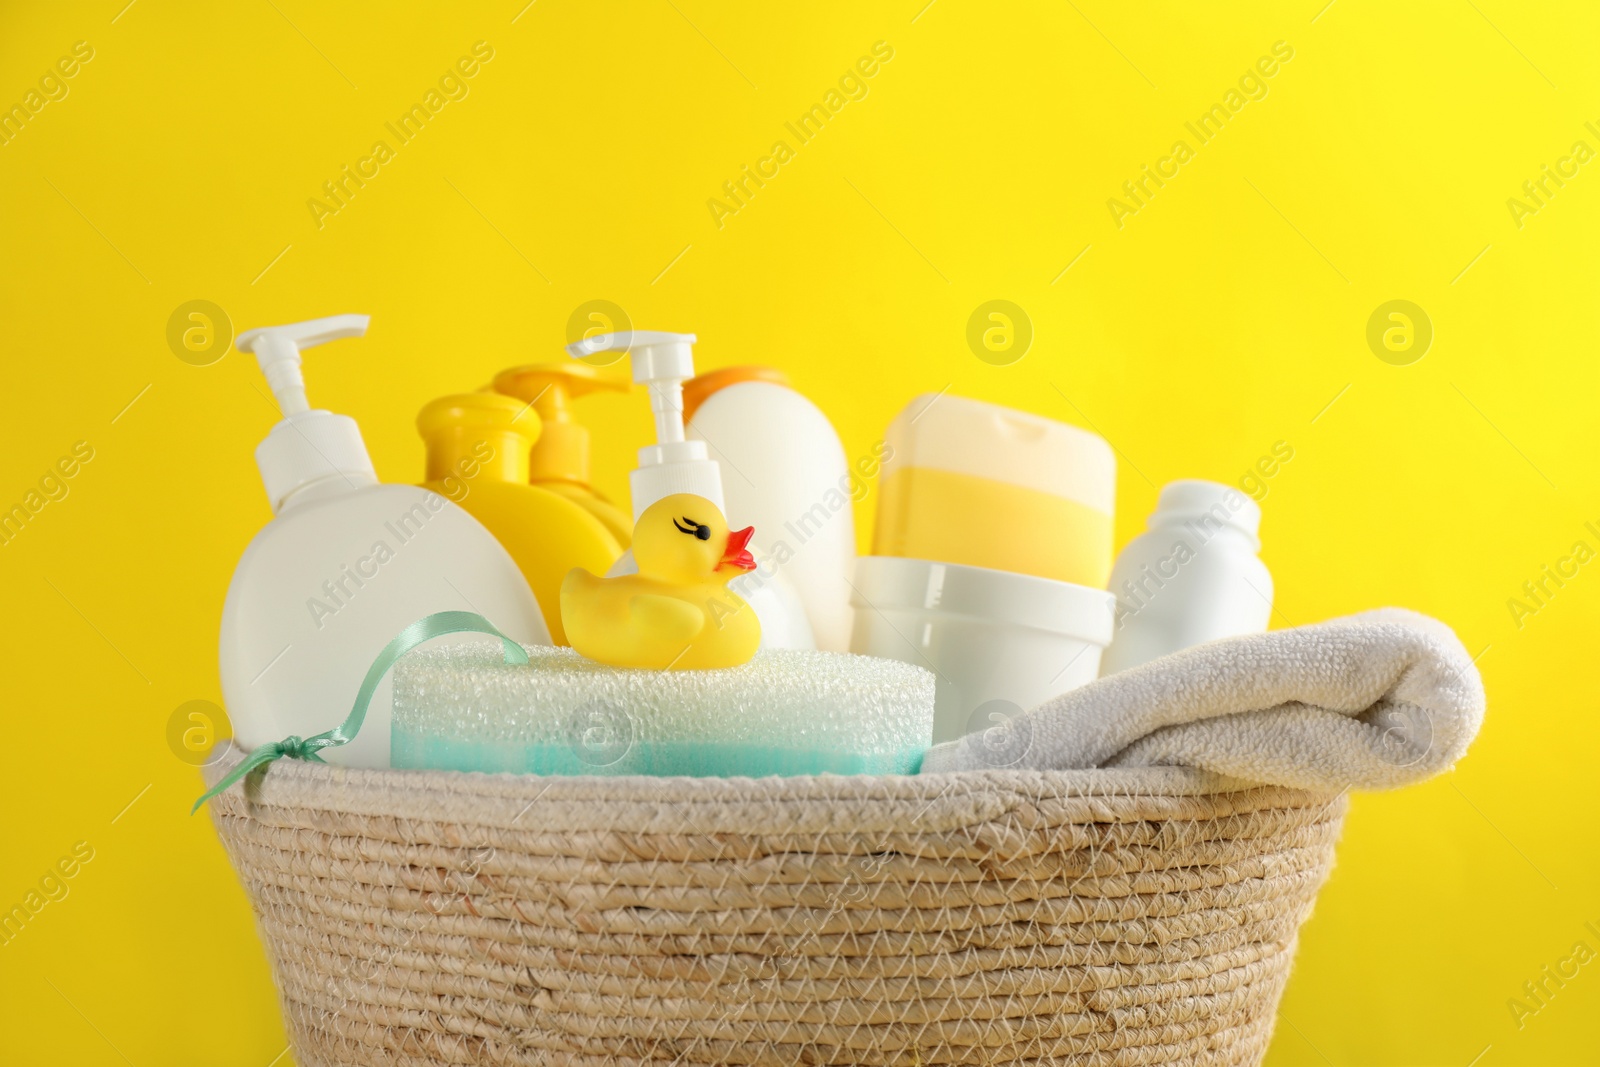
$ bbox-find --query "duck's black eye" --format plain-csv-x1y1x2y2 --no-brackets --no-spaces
674,516,712,540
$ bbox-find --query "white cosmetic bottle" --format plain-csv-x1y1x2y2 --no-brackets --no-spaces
685,369,855,651
564,332,815,649
220,314,549,767
1099,479,1272,675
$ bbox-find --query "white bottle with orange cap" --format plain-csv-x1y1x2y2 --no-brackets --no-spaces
684,367,855,651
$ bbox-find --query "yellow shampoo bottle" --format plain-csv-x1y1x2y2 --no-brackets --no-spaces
493,362,633,548
418,393,623,644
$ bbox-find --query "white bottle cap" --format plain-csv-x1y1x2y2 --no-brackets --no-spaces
1149,479,1262,547
565,330,724,520
235,314,377,513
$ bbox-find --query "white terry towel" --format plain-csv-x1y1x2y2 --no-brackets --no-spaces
920,608,1486,792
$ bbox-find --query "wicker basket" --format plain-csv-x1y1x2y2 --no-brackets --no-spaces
205,748,1346,1066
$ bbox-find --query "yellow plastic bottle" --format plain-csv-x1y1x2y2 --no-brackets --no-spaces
418,392,623,645
492,363,633,548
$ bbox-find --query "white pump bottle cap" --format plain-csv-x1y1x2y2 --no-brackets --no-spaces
565,331,724,520
235,314,377,513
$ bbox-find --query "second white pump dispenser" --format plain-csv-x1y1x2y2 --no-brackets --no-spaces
565,331,724,523
564,331,814,648
221,315,549,768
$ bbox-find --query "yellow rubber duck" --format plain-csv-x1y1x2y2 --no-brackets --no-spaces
561,493,760,670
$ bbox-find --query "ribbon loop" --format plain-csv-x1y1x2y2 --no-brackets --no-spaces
193,611,528,813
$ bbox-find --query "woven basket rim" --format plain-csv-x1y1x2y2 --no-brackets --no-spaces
203,743,1330,837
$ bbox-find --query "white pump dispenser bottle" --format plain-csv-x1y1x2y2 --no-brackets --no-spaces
565,331,724,520
564,331,814,648
565,331,722,582
220,315,549,768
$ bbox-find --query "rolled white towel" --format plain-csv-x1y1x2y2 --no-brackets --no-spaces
920,608,1485,792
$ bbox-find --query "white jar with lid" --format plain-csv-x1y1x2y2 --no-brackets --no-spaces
851,556,1115,745
1099,480,1272,676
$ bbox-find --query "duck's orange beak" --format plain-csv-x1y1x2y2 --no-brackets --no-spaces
719,526,756,572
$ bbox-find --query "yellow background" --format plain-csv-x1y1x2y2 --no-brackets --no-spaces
2,0,1597,1063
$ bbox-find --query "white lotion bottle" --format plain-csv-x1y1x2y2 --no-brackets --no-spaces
564,332,814,649
220,315,549,768
686,371,854,651
1099,479,1272,676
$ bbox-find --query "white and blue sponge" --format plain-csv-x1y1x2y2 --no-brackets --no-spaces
392,645,934,777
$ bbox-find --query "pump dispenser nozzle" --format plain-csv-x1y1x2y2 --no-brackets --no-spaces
236,314,377,513
564,331,724,520
238,314,369,418
493,362,628,487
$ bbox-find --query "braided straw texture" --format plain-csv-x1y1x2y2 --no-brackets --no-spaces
205,751,1346,1066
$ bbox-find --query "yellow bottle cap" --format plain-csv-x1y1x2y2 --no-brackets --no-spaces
493,363,628,487
416,392,540,484
681,365,791,424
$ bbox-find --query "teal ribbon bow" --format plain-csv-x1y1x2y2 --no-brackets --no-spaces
192,610,529,814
